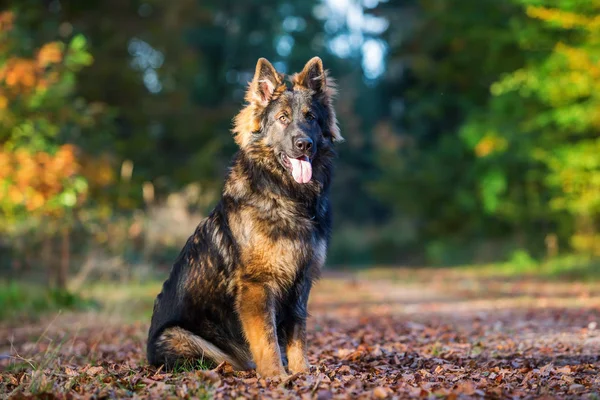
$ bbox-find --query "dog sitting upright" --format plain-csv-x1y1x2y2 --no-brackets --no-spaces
147,57,343,377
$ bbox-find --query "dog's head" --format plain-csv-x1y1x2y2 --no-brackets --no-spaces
233,57,343,185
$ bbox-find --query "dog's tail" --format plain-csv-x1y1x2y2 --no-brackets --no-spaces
148,326,250,370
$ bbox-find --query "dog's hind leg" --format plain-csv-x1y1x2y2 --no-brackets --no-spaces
149,327,247,370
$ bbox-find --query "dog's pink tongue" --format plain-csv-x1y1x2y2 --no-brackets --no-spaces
289,156,312,184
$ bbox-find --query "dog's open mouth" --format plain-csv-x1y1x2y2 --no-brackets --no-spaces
281,154,312,184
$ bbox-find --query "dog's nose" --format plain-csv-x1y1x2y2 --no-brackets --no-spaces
294,137,313,152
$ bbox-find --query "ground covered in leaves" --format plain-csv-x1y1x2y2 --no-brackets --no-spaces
2,269,600,399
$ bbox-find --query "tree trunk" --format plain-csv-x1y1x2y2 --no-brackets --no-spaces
42,236,53,288
58,227,70,290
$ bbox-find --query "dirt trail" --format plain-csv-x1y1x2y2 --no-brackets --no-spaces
2,270,600,398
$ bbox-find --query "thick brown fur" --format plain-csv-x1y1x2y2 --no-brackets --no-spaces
147,57,342,377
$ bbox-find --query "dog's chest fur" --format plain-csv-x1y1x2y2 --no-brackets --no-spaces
222,153,329,294
227,197,326,294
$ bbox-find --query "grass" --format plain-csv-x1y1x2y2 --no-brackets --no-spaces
2,325,216,398
0,280,163,322
171,358,215,373
3,322,78,396
2,254,599,322
460,253,600,280
0,281,99,321
354,254,600,283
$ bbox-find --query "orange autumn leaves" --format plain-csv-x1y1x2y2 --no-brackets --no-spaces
0,44,62,95
0,12,63,108
37,42,63,67
0,11,91,219
0,145,85,215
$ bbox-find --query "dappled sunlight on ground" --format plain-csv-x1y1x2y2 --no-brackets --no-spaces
1,270,600,398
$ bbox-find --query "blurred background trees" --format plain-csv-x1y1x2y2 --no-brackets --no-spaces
0,0,598,287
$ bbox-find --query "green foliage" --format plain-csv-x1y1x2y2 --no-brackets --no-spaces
464,0,600,255
0,281,97,320
370,0,528,262
1,0,599,275
462,253,600,281
508,249,537,271
372,0,600,263
0,10,106,233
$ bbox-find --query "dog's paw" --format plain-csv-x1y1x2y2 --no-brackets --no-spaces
288,358,310,374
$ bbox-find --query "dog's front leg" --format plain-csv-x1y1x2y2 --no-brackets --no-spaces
285,317,310,374
237,282,286,377
283,280,311,374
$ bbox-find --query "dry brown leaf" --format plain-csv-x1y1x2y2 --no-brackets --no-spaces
569,384,585,393
196,369,221,384
86,366,104,376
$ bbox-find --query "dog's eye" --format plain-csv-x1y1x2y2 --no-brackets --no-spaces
305,113,315,122
278,114,289,124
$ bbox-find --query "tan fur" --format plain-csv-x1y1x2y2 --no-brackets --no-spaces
148,57,339,378
228,204,312,295
286,323,310,374
232,59,287,148
236,283,286,377
157,327,247,370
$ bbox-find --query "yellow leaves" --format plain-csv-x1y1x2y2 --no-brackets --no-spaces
491,42,599,110
556,43,600,79
0,152,9,180
545,139,600,236
474,134,507,158
0,145,85,215
571,234,600,256
526,6,600,30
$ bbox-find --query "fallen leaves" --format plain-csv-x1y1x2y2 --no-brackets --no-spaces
85,365,104,377
372,386,389,398
1,275,600,398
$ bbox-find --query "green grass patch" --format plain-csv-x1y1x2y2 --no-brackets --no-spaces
172,357,214,373
460,253,600,281
354,254,600,283
0,281,99,321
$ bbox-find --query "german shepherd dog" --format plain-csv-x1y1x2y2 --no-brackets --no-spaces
147,57,343,377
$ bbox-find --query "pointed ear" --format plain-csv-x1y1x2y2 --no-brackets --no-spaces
292,57,344,143
247,58,283,107
292,57,326,93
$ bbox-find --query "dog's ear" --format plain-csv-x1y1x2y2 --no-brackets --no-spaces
233,58,284,147
293,57,326,94
292,57,343,143
247,58,283,107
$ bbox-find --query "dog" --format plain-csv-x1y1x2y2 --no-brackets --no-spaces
146,57,343,377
